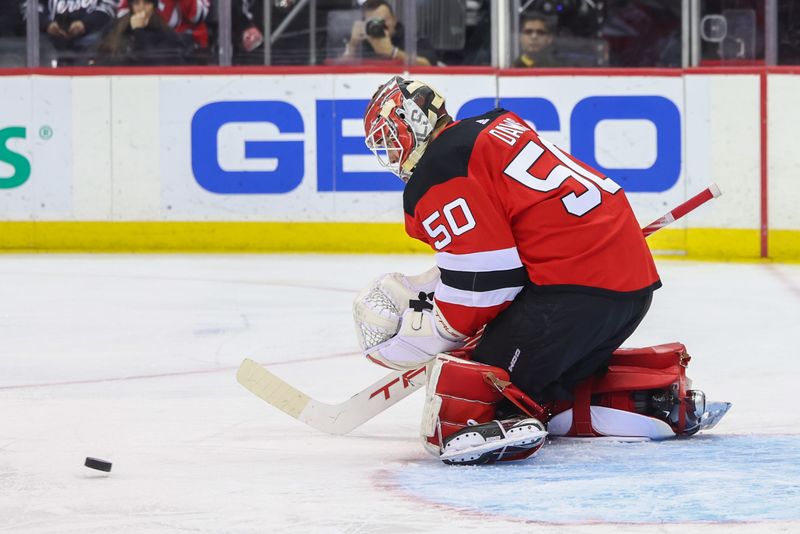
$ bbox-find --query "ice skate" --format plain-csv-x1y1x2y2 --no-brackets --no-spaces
440,418,547,465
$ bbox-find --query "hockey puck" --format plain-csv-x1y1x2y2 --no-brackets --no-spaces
84,457,112,472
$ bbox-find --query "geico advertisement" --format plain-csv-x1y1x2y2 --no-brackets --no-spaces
0,77,73,216
160,74,684,222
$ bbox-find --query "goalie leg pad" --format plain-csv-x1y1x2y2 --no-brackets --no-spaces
420,355,548,462
420,355,506,455
549,343,726,438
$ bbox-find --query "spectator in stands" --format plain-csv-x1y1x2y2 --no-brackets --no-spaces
232,0,265,64
341,0,436,66
0,1,26,66
116,0,209,60
96,0,187,65
43,0,116,64
513,12,559,68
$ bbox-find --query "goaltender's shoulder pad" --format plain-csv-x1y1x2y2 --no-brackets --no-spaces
404,108,506,217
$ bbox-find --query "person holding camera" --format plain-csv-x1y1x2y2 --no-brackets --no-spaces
342,0,436,66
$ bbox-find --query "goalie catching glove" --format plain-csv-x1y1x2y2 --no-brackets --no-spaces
353,268,465,370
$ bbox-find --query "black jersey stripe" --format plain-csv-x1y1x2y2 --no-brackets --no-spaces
526,280,663,299
439,266,529,293
403,108,507,216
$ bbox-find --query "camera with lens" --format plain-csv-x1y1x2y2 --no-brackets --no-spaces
365,18,387,38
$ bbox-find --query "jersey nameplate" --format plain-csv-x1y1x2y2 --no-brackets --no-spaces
488,118,530,146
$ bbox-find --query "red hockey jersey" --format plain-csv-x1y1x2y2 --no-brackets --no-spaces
404,109,661,337
118,0,209,47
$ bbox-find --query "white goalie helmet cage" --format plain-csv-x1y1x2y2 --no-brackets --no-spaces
363,76,449,182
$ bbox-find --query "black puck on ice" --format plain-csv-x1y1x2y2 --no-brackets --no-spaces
85,457,112,472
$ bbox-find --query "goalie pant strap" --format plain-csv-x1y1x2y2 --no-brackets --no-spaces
569,377,595,436
483,372,548,422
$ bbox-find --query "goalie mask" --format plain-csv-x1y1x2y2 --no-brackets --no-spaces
364,76,449,182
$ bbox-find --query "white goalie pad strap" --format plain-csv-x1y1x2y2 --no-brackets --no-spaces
421,394,443,457
420,356,446,429
548,407,676,440
353,268,442,352
420,355,454,456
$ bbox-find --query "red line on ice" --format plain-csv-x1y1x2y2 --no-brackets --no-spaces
0,351,360,391
767,265,800,300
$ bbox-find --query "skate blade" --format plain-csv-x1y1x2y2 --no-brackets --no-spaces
554,436,652,443
698,401,732,432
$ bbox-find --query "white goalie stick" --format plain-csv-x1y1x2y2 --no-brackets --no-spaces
237,183,723,435
236,358,427,435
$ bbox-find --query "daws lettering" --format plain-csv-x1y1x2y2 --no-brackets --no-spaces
488,118,531,146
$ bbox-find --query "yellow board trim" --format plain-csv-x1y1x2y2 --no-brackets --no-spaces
770,230,800,260
647,228,760,260
0,222,798,261
0,221,429,253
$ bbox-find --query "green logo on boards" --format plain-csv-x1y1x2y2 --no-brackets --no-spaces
0,126,32,189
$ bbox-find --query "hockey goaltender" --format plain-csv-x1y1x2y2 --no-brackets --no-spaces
354,76,730,465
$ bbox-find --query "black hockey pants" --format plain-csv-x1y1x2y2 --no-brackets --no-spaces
472,285,654,404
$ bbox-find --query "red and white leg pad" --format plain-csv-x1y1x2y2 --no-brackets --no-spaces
420,355,547,463
549,343,711,439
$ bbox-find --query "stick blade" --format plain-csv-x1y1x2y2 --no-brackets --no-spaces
236,358,311,420
236,358,353,435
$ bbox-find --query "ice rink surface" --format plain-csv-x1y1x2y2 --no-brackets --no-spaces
1,254,799,533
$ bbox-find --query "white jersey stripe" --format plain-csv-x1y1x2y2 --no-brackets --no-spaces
435,247,523,273
435,282,523,308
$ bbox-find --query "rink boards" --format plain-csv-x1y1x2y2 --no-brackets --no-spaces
0,67,798,260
